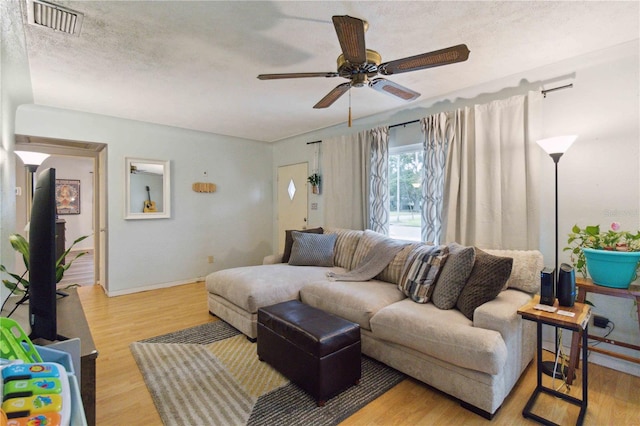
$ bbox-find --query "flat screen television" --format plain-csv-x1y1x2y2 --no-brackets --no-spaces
28,167,59,341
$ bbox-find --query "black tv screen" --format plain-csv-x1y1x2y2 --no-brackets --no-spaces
29,167,58,341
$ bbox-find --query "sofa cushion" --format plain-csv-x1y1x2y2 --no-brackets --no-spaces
323,228,363,269
376,242,422,285
483,249,543,293
350,229,420,284
351,229,388,269
370,299,507,375
288,232,337,267
398,245,448,303
431,243,476,309
282,227,323,263
456,249,513,320
300,280,406,331
206,264,344,313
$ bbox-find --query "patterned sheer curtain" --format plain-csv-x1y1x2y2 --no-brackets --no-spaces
420,113,452,244
367,126,390,234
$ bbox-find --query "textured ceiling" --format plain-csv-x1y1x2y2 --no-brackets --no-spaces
20,1,639,142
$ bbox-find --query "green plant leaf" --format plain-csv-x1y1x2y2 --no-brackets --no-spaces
585,225,600,236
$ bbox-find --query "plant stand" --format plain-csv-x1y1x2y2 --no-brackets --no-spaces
566,277,640,385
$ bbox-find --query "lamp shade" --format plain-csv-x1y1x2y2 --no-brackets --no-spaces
535,135,578,155
15,150,50,166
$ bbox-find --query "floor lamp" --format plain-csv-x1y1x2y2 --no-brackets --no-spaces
15,150,51,223
536,135,577,378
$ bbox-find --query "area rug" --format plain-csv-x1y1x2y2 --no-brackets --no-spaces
130,321,405,426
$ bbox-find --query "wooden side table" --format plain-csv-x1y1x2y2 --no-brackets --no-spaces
518,295,591,426
567,277,640,385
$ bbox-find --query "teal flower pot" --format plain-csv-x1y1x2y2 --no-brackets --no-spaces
582,247,640,289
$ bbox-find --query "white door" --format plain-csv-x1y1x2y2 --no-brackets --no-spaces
277,163,308,253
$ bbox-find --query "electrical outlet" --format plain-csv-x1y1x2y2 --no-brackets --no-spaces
593,315,609,328
207,255,214,264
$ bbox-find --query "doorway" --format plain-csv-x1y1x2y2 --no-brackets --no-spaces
15,135,108,292
277,162,309,253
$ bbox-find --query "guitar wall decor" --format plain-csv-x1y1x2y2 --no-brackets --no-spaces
143,185,157,213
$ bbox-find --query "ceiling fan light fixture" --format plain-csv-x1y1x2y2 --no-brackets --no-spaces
258,15,469,109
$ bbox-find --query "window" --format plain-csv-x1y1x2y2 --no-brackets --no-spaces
388,144,423,241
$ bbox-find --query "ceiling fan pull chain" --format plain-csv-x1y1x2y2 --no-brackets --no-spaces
348,88,352,127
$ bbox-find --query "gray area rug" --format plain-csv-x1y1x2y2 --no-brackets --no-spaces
131,321,405,426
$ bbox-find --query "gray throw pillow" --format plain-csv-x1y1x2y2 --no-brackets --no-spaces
398,245,448,303
431,243,476,310
282,227,323,263
288,231,337,267
456,249,513,320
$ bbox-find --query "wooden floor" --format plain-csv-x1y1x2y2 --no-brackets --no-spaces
77,282,640,425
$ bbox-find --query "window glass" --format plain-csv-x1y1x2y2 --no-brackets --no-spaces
389,144,422,241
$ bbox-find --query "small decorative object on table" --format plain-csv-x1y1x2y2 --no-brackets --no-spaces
565,222,640,289
307,173,321,194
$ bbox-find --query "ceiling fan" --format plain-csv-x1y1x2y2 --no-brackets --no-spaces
257,15,470,112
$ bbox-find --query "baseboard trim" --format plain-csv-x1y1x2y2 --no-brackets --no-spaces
106,278,203,297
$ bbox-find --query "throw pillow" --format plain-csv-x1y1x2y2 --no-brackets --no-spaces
483,248,544,293
288,231,337,267
431,243,476,310
282,227,323,263
398,245,449,303
456,249,513,320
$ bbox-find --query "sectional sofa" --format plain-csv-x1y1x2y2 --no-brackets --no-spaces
206,227,543,417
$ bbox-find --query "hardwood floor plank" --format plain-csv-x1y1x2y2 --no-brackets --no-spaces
77,282,640,425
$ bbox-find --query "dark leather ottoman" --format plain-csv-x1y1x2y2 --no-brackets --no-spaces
257,300,361,406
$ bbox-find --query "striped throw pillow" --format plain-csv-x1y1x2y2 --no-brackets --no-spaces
398,245,449,303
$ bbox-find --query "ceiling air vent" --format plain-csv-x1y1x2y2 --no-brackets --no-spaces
27,0,84,36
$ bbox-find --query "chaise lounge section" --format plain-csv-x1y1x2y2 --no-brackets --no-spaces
206,227,543,417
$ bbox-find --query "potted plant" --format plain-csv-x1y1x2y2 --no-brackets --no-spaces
307,173,321,194
565,222,640,288
1,233,90,305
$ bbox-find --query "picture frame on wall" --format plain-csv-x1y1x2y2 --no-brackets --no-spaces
56,179,81,215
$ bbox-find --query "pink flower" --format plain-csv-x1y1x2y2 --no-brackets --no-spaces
611,222,621,231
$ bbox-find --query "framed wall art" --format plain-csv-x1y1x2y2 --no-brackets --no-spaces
56,179,81,215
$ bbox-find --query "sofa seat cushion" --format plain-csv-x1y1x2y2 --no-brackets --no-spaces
370,299,507,375
206,264,345,313
300,280,406,331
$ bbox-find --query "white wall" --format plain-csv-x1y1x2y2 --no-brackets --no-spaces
35,156,95,251
15,105,274,295
272,40,640,375
0,0,34,304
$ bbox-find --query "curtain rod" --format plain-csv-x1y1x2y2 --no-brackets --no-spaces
541,83,573,98
356,84,574,131
389,119,420,129
306,140,322,145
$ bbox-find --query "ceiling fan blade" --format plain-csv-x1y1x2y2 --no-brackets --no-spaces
313,82,351,109
257,72,338,80
332,15,367,65
379,44,470,75
369,78,420,101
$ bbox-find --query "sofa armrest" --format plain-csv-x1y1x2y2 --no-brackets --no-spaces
473,289,533,339
263,253,284,264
